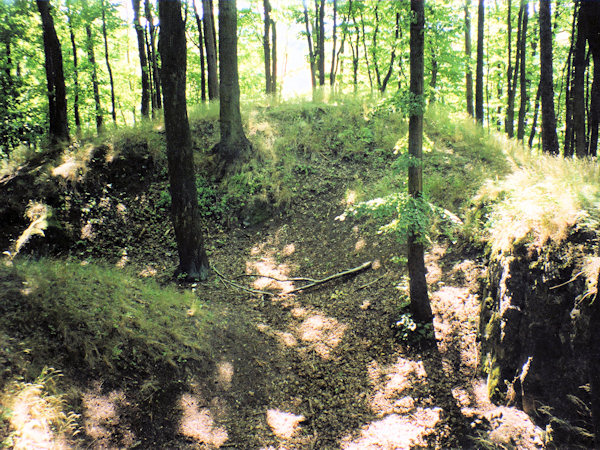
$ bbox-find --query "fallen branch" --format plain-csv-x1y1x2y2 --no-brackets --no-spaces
211,264,273,296
355,273,387,291
286,261,372,294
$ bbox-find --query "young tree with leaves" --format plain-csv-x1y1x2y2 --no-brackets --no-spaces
158,0,210,281
464,0,474,116
408,0,433,325
475,0,484,124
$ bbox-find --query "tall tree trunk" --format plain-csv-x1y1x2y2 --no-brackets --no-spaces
101,0,117,124
37,0,69,145
465,0,474,116
158,0,209,281
317,0,325,86
372,0,382,91
329,0,337,86
192,0,206,102
350,2,360,93
538,0,559,154
475,0,485,124
86,25,103,134
263,0,272,94
505,0,515,134
132,0,150,118
214,0,250,167
67,13,81,134
517,0,529,141
145,0,162,110
429,51,438,103
572,0,587,157
586,1,600,157
202,0,219,100
360,9,373,92
271,19,277,94
332,1,350,89
408,0,432,325
302,0,317,89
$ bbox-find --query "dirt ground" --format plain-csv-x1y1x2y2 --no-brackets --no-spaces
1,155,545,449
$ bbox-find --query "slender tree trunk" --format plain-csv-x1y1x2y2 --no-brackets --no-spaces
573,0,587,157
38,0,69,145
101,0,117,124
86,25,103,133
408,0,432,325
271,19,277,94
517,0,528,141
465,0,474,116
316,0,325,86
67,14,81,134
586,2,600,157
372,0,382,91
263,0,272,94
332,2,350,88
159,0,209,280
538,0,559,154
429,51,438,103
202,0,219,100
529,83,541,148
145,0,161,110
144,25,156,116
350,4,360,93
381,12,400,93
192,0,206,102
506,0,515,134
329,0,337,86
214,0,250,166
475,0,485,124
302,0,316,89
360,9,374,92
132,0,150,118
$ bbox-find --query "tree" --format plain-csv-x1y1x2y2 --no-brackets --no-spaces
37,0,69,145
101,0,116,124
464,0,474,116
475,0,484,124
262,0,277,94
202,0,218,100
302,0,317,89
191,0,207,102
516,0,529,141
538,0,559,154
66,3,81,134
132,0,150,118
144,0,161,111
158,0,209,280
85,23,103,134
213,0,250,169
407,0,433,325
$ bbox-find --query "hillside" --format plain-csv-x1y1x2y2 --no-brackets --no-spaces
1,99,598,448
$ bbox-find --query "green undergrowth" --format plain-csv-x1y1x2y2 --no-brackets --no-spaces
0,259,219,377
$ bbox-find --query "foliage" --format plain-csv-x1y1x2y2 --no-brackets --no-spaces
0,259,218,375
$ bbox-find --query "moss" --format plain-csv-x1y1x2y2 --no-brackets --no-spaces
487,355,502,401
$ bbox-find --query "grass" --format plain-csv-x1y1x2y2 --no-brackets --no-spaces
0,259,219,376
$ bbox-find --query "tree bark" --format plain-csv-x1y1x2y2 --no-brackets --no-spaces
271,18,277,94
37,0,69,145
101,0,117,124
505,0,514,134
538,0,559,154
317,0,325,86
132,0,150,118
381,12,400,94
213,0,250,167
475,0,485,124
517,0,529,141
202,0,219,100
585,1,600,156
572,0,587,157
329,0,337,86
408,0,432,325
465,0,474,116
158,0,209,281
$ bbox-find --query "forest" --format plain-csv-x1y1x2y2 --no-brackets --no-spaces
0,0,599,448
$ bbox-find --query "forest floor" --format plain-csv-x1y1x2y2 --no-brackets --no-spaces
0,110,547,448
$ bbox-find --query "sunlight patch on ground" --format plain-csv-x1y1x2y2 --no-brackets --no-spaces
216,361,234,391
367,357,427,417
296,313,347,359
354,238,366,252
247,257,294,293
179,393,228,447
266,409,304,439
341,408,441,449
82,383,135,447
